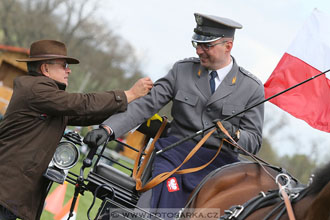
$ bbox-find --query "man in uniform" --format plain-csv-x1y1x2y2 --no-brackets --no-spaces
0,39,153,220
84,13,264,212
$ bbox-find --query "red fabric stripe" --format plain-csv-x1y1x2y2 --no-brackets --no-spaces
264,53,330,132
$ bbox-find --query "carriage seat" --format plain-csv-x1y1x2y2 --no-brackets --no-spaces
95,163,136,191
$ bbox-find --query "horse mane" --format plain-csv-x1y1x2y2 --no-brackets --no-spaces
307,161,330,195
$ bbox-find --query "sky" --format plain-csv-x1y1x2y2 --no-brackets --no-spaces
95,0,330,160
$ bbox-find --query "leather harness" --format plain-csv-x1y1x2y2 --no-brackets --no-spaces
218,183,309,220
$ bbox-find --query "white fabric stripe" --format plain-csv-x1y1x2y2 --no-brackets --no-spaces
286,9,330,80
0,97,9,104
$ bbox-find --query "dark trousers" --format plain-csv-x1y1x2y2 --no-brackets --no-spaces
151,136,239,212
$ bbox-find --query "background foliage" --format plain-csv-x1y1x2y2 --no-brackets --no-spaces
0,0,144,92
0,0,323,185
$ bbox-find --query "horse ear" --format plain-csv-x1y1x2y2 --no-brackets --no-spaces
305,181,330,220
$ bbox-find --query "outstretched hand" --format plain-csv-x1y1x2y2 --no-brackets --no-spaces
83,127,110,148
125,77,153,103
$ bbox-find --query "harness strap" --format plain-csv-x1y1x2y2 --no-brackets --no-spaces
278,183,296,220
133,117,168,191
220,190,280,220
136,127,224,192
216,121,276,182
263,201,285,220
275,206,288,220
238,191,280,220
134,120,279,193
134,119,242,192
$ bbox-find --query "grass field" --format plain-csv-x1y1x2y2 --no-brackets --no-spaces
41,157,134,220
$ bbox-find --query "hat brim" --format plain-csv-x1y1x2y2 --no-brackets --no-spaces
16,56,79,64
191,33,222,43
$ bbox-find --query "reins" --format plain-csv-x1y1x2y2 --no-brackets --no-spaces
217,121,296,220
133,118,297,219
133,119,224,192
133,119,279,191
217,124,275,180
132,117,169,191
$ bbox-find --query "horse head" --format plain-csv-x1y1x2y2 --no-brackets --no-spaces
304,161,330,219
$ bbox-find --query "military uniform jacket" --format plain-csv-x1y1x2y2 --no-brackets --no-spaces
104,56,264,156
0,74,127,220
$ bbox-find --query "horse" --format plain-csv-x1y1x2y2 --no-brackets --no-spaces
180,161,330,220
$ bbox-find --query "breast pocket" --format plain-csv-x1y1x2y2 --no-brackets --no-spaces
222,104,245,125
174,90,198,106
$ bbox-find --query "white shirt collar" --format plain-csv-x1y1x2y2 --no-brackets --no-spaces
209,59,233,89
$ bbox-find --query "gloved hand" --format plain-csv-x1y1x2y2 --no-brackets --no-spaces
83,127,111,148
213,119,239,141
137,113,170,138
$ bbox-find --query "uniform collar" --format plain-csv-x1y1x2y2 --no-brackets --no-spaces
208,59,233,82
55,80,66,91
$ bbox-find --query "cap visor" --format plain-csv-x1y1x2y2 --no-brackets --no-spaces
191,33,222,43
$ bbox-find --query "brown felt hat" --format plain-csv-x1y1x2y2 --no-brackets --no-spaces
16,40,79,64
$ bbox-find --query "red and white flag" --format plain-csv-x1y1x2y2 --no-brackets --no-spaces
264,9,330,132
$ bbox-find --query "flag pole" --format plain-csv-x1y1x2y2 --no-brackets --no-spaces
156,69,330,155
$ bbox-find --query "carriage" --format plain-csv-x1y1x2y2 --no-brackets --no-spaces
49,118,330,220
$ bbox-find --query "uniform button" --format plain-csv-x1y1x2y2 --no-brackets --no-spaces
204,121,209,125
206,108,211,112
184,97,189,101
232,110,235,114
117,95,121,99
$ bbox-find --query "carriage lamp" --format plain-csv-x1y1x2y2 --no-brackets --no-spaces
53,141,80,169
44,132,81,184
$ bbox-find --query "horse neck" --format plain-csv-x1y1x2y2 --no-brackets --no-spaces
304,181,330,220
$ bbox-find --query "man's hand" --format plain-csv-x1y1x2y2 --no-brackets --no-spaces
83,127,110,148
125,77,153,103
213,120,239,141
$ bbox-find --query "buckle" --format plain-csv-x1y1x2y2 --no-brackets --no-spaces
224,205,244,219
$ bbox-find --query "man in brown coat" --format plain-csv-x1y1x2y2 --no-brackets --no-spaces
0,40,153,220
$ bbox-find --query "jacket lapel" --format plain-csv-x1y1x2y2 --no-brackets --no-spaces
194,66,211,99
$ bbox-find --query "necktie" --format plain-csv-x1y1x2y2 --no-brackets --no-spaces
210,71,217,94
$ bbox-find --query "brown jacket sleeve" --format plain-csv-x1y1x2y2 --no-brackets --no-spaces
28,78,127,125
66,90,127,126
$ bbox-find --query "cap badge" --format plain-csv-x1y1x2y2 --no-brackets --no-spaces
196,15,203,25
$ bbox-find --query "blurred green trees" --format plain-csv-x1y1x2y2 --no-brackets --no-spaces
0,0,144,92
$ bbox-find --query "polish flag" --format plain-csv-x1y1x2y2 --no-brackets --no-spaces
264,9,330,132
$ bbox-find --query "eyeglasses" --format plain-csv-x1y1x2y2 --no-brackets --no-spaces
192,41,228,51
46,62,69,69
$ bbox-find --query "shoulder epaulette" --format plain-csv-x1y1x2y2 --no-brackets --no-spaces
178,57,200,63
239,67,262,85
